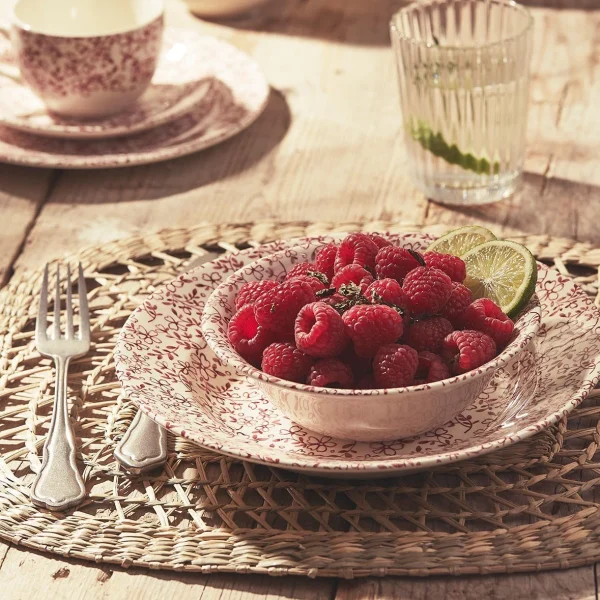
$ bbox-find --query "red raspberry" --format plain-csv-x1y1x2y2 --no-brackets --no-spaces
228,304,275,366
403,267,452,316
365,278,408,308
442,330,497,375
285,263,329,289
254,280,316,337
342,304,403,358
375,246,422,283
287,275,326,294
261,342,313,382
423,251,466,283
331,264,374,292
462,298,515,347
307,359,354,388
405,317,453,353
295,302,349,357
356,373,376,389
286,262,313,279
440,282,473,328
235,280,280,310
315,243,338,280
367,234,392,249
334,233,378,272
373,344,419,388
415,351,450,384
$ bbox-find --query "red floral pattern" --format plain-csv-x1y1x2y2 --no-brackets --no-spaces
114,235,600,475
0,31,269,167
14,16,163,100
0,29,212,139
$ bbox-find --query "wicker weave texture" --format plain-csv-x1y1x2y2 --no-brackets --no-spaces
1,221,600,578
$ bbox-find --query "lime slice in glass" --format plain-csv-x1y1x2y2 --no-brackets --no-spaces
461,240,538,317
426,226,497,257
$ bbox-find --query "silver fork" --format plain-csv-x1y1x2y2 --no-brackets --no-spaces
31,263,90,510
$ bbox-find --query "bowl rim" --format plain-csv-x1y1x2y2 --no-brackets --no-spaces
201,235,543,397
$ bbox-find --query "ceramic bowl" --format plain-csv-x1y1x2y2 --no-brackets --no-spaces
7,0,164,118
201,237,542,441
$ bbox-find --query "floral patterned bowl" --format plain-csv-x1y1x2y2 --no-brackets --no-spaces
201,237,542,442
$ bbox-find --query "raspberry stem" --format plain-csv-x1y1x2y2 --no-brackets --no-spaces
408,249,426,267
316,287,337,298
307,270,330,286
330,283,371,314
370,290,405,316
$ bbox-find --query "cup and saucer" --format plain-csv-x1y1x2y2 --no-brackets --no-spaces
0,0,269,167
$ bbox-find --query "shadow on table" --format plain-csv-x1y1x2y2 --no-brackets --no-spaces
429,171,600,242
200,0,599,47
519,0,599,9
211,0,598,48
211,0,411,46
48,85,291,202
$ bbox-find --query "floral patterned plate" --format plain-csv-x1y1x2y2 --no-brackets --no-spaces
0,30,268,167
114,234,600,476
0,28,212,139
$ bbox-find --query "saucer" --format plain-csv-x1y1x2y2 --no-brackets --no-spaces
114,234,600,476
0,30,269,167
0,28,213,139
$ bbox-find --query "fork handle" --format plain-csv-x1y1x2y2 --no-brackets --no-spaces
114,411,168,474
31,356,86,510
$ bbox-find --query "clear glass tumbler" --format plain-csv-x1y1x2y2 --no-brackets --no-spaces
390,0,533,205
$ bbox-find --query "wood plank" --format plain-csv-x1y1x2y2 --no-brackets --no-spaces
425,7,600,241
0,540,9,569
11,0,426,271
0,545,336,600
336,568,597,600
0,165,54,285
0,2,56,286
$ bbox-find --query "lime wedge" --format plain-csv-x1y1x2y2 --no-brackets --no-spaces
426,226,497,257
461,240,537,317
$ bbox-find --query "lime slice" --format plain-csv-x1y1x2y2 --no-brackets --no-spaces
426,226,497,257
461,240,537,317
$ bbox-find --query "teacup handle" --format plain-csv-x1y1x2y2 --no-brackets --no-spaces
0,24,21,81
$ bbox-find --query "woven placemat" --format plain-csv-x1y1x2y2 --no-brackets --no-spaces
1,221,600,579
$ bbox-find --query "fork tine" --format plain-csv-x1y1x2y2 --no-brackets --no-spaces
78,263,90,342
35,264,49,343
65,263,74,339
53,264,61,340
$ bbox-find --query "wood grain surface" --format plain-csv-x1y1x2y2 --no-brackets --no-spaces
0,0,599,598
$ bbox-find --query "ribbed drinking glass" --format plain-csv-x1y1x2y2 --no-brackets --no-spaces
390,0,533,205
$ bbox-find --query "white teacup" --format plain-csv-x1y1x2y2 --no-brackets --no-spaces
2,0,164,119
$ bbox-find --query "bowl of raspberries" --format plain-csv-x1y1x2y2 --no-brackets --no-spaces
201,233,541,441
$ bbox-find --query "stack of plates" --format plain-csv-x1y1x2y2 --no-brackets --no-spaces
114,232,600,477
0,28,269,168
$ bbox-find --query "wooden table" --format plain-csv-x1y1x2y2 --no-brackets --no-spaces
0,0,599,598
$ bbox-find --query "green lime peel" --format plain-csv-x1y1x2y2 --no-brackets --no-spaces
409,120,500,176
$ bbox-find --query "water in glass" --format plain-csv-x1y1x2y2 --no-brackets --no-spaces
390,0,533,205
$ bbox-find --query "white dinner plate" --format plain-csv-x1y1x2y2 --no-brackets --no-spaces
114,234,600,476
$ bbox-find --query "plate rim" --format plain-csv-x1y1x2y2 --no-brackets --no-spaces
115,234,600,474
0,31,269,168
